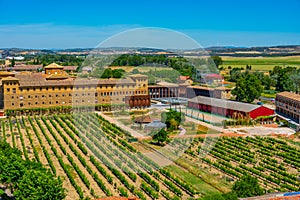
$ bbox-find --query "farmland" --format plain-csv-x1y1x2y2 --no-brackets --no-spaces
1,113,198,200
185,136,300,193
1,113,300,199
220,56,300,71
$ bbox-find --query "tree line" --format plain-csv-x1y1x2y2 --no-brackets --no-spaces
229,65,300,103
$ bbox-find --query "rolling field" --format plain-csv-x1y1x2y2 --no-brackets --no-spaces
220,56,300,71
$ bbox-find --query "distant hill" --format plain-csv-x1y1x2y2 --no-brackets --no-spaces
1,45,300,57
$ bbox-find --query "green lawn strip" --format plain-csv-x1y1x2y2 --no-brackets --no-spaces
165,164,222,197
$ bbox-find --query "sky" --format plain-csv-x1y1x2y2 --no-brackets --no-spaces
0,0,299,49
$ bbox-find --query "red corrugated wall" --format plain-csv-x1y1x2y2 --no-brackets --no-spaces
249,106,274,119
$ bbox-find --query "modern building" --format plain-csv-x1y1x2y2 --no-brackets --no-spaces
186,85,231,99
188,96,274,119
0,63,150,111
275,91,300,124
149,82,231,99
148,82,179,98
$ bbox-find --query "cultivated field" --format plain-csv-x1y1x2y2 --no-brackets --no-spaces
1,113,199,200
1,113,300,199
220,56,300,71
184,136,300,193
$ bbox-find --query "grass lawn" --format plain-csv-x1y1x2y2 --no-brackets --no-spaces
165,164,222,196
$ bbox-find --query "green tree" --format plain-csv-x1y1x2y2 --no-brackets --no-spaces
232,72,263,103
161,110,184,130
10,58,15,67
101,68,113,78
14,170,66,200
229,68,242,82
112,69,125,78
152,128,168,145
290,71,300,93
232,175,265,198
0,141,66,200
211,56,223,68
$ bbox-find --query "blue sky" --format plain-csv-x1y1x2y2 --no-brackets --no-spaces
0,0,299,48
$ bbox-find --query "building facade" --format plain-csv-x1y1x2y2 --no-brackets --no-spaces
0,63,150,110
188,96,274,119
275,92,300,123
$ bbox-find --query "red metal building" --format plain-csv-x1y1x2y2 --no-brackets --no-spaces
188,96,274,119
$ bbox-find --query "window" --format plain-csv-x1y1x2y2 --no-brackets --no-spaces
35,102,38,104
40,87,42,91
95,93,98,97
6,88,10,92
11,103,14,106
35,95,38,98
56,94,59,97
69,93,72,96
20,103,23,107
28,95,31,98
56,101,59,104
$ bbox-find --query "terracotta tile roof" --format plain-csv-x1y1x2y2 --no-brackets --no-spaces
204,73,224,79
13,72,137,87
134,115,151,123
46,74,70,80
276,92,300,102
63,66,77,71
13,65,42,71
1,76,19,81
177,75,190,81
44,63,64,69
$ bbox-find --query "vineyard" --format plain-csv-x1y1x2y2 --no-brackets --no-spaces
184,136,300,193
2,112,300,200
0,113,198,200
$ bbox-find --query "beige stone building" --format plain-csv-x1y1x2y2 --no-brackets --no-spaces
0,63,150,111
